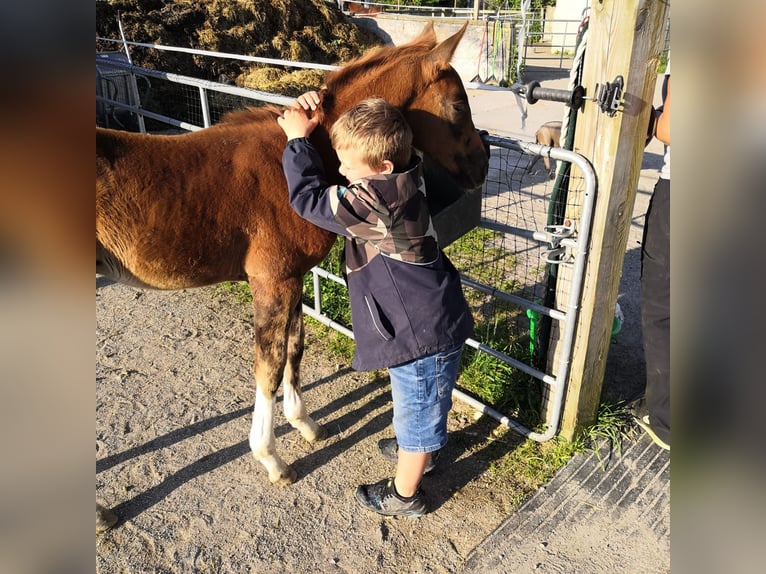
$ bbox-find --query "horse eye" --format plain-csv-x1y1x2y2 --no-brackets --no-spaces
451,101,466,114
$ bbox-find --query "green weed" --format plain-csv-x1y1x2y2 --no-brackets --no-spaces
215,281,252,303
579,401,634,465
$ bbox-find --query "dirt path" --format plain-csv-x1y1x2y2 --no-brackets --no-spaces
96,279,537,573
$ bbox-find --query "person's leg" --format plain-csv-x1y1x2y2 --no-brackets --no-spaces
391,345,462,495
355,345,463,516
394,451,430,497
640,177,670,446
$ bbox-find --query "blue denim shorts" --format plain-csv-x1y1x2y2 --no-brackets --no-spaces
388,344,464,453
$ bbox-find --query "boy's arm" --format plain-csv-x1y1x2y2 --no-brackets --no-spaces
282,138,353,237
278,99,389,242
283,141,391,244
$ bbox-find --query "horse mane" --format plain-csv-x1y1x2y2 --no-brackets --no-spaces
217,23,443,129
324,30,437,94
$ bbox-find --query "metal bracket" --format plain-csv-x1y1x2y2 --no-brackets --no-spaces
593,75,624,116
533,218,578,265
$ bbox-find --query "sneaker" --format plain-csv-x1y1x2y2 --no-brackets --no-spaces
354,477,427,518
634,414,670,451
377,438,440,474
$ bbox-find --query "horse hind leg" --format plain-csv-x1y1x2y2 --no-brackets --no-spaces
282,299,327,443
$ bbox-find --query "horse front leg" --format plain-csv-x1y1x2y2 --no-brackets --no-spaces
282,299,327,442
247,280,296,486
247,277,326,485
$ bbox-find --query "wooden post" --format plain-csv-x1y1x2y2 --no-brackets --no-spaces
550,0,669,440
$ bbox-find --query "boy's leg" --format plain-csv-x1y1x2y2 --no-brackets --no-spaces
387,345,462,463
354,345,463,516
395,451,430,497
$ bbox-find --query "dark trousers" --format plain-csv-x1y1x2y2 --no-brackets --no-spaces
641,177,670,444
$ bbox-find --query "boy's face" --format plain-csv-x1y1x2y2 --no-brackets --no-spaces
336,147,393,183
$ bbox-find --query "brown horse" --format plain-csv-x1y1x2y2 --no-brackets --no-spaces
96,21,487,531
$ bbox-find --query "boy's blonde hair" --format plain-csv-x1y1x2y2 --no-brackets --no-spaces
330,97,413,172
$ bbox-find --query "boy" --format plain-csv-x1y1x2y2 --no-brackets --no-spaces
277,92,474,517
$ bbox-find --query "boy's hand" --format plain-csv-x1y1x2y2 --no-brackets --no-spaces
295,91,321,112
277,106,319,140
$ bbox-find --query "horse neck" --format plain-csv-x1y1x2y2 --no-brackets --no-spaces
305,127,342,186
325,60,420,121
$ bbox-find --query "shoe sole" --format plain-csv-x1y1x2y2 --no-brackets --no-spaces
634,416,670,451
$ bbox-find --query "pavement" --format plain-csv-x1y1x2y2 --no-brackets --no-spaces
463,433,669,573
462,67,670,572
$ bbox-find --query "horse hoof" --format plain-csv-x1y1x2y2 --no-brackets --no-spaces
271,466,298,487
96,503,118,534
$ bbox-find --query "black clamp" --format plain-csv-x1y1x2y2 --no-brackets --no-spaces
593,75,624,116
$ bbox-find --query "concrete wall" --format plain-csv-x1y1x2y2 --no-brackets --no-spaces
550,0,589,54
351,14,515,85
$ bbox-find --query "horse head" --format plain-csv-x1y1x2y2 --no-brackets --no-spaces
319,21,489,191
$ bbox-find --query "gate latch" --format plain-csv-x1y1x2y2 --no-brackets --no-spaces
533,218,577,265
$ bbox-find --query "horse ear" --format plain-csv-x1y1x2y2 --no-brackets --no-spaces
429,21,468,66
415,21,437,46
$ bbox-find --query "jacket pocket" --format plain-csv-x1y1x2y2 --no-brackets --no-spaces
363,294,394,341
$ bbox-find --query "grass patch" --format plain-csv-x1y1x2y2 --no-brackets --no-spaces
579,401,635,467
215,281,252,303
447,414,582,511
450,400,634,512
458,346,542,429
304,319,355,363
445,227,542,421
490,434,582,493
302,237,351,329
445,227,517,289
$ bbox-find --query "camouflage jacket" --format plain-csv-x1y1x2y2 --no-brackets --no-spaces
282,137,474,371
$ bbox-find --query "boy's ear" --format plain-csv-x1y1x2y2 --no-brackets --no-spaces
380,160,395,174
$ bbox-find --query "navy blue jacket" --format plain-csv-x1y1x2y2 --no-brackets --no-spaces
282,137,473,371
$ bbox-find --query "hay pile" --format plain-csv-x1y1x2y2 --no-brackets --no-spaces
96,0,384,94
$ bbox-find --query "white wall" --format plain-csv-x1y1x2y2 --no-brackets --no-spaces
550,0,589,55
